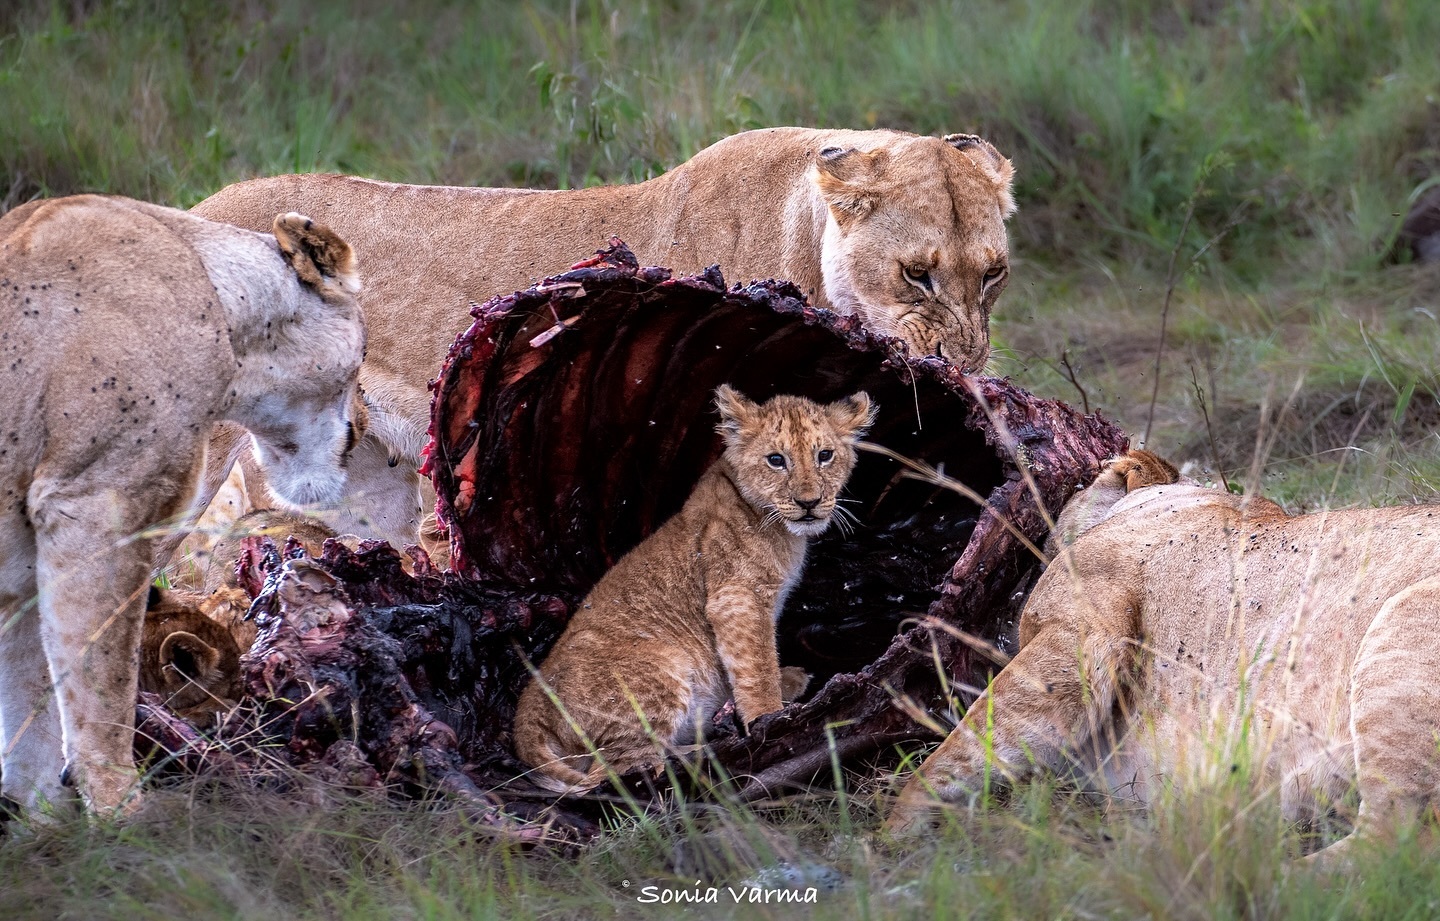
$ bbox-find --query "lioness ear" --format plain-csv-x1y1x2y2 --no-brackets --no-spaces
812,147,889,226
714,384,760,447
943,134,1016,218
1116,449,1180,492
272,212,361,300
158,631,222,687
828,391,877,439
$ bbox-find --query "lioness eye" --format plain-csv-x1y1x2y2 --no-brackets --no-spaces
902,265,933,293
766,453,787,469
817,449,834,464
983,265,1007,287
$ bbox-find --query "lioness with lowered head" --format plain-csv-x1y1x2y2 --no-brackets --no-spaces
191,127,1014,555
0,196,366,818
514,385,875,793
887,463,1440,860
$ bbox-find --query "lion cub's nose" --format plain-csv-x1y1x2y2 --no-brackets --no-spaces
795,497,821,512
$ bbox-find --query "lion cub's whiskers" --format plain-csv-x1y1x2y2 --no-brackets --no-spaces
831,504,861,537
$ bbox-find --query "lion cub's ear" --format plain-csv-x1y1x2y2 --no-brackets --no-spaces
943,134,1016,218
272,212,361,301
826,390,877,439
158,631,223,688
1113,449,1181,492
715,384,762,448
812,147,890,226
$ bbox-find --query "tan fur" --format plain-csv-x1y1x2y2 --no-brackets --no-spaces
139,586,247,720
200,509,341,596
889,477,1440,860
1043,449,1192,557
0,195,366,818
513,386,875,793
167,462,253,591
190,126,1013,555
139,511,339,725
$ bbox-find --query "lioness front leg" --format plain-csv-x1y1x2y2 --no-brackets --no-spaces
886,626,1130,837
706,584,783,727
151,422,253,571
32,490,160,816
0,531,71,814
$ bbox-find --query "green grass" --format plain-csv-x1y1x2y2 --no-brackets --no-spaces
2,768,1438,920
3,0,1438,274
5,0,1437,501
7,0,1440,916
992,256,1440,510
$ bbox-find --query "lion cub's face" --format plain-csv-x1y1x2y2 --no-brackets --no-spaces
811,134,1015,373
715,386,875,537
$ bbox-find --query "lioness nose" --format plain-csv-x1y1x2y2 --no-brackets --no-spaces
796,497,821,511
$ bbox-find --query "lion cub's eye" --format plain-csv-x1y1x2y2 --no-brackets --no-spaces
817,448,834,465
766,453,787,469
902,265,933,293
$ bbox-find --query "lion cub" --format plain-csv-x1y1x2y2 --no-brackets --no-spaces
514,385,876,793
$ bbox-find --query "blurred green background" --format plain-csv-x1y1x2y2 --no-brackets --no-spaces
4,0,1440,505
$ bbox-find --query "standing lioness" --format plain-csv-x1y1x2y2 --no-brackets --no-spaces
192,127,1014,554
0,196,366,817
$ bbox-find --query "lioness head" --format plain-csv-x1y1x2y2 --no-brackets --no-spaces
715,385,876,537
812,133,1015,372
244,213,369,509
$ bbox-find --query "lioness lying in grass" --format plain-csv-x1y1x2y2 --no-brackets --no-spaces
891,451,1440,860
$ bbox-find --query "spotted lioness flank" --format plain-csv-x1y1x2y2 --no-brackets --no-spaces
0,196,366,818
192,126,1013,561
513,385,876,793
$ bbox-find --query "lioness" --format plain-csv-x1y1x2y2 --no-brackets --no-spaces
514,385,875,793
191,127,1014,554
888,475,1440,859
0,196,366,817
